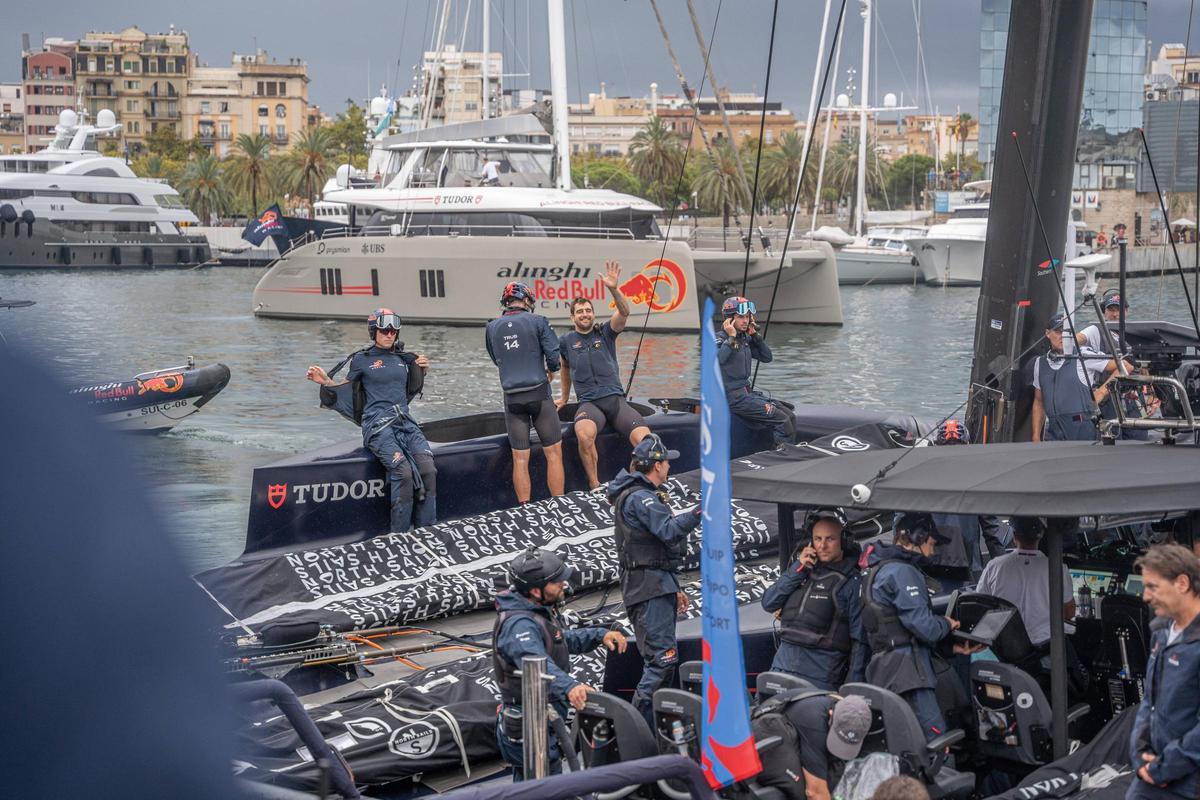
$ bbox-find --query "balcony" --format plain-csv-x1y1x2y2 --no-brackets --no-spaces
145,109,182,120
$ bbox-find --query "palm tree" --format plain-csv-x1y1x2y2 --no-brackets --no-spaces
279,126,339,213
823,134,887,228
226,133,274,216
691,139,751,230
949,113,975,163
761,131,814,213
627,116,685,206
178,154,231,224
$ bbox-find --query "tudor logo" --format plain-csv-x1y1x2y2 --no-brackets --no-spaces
265,479,387,508
831,435,870,452
388,721,440,758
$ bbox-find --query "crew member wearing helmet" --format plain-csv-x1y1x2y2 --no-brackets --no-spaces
606,434,701,725
306,309,436,531
493,548,627,780
861,513,980,740
1031,312,1128,442
761,507,867,690
717,296,795,447
485,282,565,503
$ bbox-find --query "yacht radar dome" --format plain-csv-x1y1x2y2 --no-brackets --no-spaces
883,93,897,108
835,94,850,108
58,109,78,129
335,163,353,189
96,109,116,128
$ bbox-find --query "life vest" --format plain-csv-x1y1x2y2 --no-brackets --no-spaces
612,485,683,572
318,344,425,425
778,558,856,652
860,560,918,652
492,605,571,706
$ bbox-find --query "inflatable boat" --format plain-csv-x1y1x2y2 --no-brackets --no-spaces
68,359,231,433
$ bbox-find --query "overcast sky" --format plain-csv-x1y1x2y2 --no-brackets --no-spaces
2,0,1197,121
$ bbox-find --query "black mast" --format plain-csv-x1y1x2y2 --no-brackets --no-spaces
967,0,1094,443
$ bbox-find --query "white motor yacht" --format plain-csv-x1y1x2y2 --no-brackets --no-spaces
909,180,990,286
0,109,209,269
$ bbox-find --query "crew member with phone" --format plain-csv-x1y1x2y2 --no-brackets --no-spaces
717,295,795,447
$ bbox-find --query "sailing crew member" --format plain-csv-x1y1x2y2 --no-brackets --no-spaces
1031,312,1128,442
556,260,651,489
607,434,701,726
493,548,628,781
481,157,502,186
862,513,980,740
1076,289,1124,352
1127,544,1200,800
717,295,795,447
306,309,436,532
1077,290,1153,441
485,282,565,504
781,693,872,800
761,507,867,690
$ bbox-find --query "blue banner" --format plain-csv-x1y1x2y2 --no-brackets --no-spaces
242,204,288,246
699,297,761,788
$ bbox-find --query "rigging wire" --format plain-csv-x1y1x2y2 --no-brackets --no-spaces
738,0,781,295
625,0,725,396
1140,128,1200,340
750,0,850,390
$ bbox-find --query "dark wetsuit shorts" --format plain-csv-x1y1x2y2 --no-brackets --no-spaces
504,385,563,450
574,395,648,440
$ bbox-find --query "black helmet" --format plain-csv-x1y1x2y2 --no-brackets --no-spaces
501,281,535,307
894,512,949,545
509,547,574,594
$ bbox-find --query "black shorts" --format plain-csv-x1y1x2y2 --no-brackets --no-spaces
503,385,563,450
574,395,648,440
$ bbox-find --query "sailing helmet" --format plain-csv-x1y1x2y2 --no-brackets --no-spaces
508,547,574,595
367,308,402,336
894,512,950,545
722,296,757,318
501,281,535,307
935,419,969,445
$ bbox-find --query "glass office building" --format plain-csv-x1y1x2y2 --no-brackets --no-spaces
979,0,1147,188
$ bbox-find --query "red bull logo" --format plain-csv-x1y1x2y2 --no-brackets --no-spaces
612,258,688,314
136,372,185,395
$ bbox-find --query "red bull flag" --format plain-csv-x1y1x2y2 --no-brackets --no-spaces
699,296,762,788
242,204,288,246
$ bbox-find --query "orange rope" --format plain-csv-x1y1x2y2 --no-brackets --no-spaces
346,635,385,652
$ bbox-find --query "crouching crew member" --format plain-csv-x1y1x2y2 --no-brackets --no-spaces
1126,544,1200,800
761,507,867,690
306,309,436,532
485,281,565,503
607,434,701,725
782,693,872,800
494,548,627,781
862,513,978,740
717,296,795,447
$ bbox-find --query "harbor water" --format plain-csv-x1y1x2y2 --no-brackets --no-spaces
2,266,1194,571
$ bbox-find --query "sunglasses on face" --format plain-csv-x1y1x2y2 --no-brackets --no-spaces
377,327,399,335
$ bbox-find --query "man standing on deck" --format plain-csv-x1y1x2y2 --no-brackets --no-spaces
761,507,868,690
607,434,702,726
1126,544,1200,800
485,282,565,504
861,513,981,740
556,260,651,489
716,295,795,447
1031,312,1128,442
493,548,627,780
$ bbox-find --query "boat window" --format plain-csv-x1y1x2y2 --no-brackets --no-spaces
0,188,33,199
153,194,187,209
52,220,155,233
84,167,121,177
951,207,989,219
72,191,139,205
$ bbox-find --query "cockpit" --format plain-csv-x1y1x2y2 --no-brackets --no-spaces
381,142,556,190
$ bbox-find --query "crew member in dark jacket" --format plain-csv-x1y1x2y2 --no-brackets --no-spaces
862,513,979,740
1127,544,1200,800
485,281,564,503
716,295,795,447
762,507,867,690
494,548,627,781
306,308,436,532
606,434,701,725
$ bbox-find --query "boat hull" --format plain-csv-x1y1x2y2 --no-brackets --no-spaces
911,234,987,286
835,248,919,285
69,362,231,433
690,241,843,324
0,218,210,269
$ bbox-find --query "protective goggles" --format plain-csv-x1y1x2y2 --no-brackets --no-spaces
735,300,757,316
373,313,402,331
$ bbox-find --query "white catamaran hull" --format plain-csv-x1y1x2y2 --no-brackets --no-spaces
252,236,843,329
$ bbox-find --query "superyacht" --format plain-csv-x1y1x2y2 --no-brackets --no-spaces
0,109,210,269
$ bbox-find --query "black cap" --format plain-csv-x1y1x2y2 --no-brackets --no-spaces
895,512,950,545
1102,289,1128,309
632,434,681,466
1046,312,1066,331
509,548,574,593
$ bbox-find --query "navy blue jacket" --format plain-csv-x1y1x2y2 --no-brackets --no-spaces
485,308,561,394
762,554,869,686
1129,613,1200,795
559,322,623,402
715,330,772,392
345,345,416,437
606,468,700,607
863,543,950,692
494,590,607,716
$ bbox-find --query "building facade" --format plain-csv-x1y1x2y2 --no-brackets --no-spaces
0,83,26,154
22,40,75,152
655,91,797,152
567,83,655,156
421,45,503,124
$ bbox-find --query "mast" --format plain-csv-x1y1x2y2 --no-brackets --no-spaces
853,0,872,238
787,0,834,242
811,19,846,233
547,0,572,191
967,0,1094,443
482,0,490,120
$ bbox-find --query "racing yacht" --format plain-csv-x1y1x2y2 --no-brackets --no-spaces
0,109,210,269
909,180,990,286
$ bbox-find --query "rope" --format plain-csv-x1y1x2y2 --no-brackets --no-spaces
625,0,724,396
739,0,781,295
751,0,849,390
